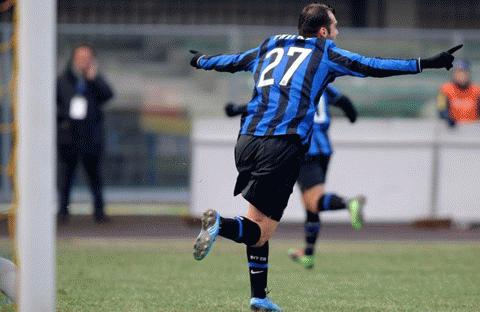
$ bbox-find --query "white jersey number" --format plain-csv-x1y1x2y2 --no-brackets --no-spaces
257,47,312,88
257,48,284,88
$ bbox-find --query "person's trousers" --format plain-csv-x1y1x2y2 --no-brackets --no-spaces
57,146,105,218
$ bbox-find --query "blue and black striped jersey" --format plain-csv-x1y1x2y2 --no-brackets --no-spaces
197,34,420,144
308,85,341,157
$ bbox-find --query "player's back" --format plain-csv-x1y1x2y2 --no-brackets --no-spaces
195,32,422,144
240,34,328,144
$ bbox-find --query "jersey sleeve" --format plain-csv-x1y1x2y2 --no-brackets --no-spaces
326,42,421,78
197,47,259,73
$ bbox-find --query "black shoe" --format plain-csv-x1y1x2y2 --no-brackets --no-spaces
94,214,111,224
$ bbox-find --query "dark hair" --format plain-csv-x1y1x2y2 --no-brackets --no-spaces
298,3,335,37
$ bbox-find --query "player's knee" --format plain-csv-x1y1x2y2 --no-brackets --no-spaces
246,208,268,224
303,187,324,214
252,221,275,247
305,199,319,214
253,235,269,247
246,204,278,246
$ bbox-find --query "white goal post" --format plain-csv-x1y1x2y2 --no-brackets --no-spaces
16,0,57,311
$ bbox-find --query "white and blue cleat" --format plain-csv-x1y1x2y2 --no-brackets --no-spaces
250,297,282,312
193,209,220,261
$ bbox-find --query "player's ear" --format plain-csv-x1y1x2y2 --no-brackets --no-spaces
317,27,328,38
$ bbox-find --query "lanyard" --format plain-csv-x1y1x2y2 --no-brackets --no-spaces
75,78,87,95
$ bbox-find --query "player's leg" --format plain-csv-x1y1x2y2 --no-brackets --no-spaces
193,208,280,311
193,177,286,263
193,207,264,260
289,157,325,268
302,155,365,230
317,192,366,230
194,135,296,258
303,185,323,258
245,204,278,247
241,136,300,312
242,194,287,311
194,204,279,309
288,183,323,269
193,135,301,311
245,204,279,310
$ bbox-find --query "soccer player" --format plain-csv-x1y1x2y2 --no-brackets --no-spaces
190,3,461,311
224,86,365,270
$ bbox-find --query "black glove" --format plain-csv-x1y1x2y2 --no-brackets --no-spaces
224,102,247,117
335,96,357,123
420,44,463,70
189,50,204,68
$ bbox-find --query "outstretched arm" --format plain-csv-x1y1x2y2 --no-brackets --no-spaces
190,47,259,73
327,44,420,78
327,43,462,78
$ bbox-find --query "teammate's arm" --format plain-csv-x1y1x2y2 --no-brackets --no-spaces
326,43,462,78
326,86,357,123
190,47,259,73
224,102,248,117
324,85,341,101
325,86,357,123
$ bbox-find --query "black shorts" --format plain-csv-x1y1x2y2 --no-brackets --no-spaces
297,154,331,192
234,135,304,222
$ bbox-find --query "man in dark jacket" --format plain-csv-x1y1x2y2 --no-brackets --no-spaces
57,44,114,223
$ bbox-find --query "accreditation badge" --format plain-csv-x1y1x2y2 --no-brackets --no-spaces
69,95,88,120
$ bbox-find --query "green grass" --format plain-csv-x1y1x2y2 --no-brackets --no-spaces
1,239,480,311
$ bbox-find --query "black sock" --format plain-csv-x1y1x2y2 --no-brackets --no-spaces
305,211,320,256
218,216,261,246
247,242,269,299
318,193,347,211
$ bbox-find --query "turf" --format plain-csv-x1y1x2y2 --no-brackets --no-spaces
1,239,479,311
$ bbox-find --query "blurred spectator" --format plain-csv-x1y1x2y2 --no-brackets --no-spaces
437,60,480,127
56,44,114,223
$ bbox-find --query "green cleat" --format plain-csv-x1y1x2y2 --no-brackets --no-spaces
348,195,366,230
288,248,314,269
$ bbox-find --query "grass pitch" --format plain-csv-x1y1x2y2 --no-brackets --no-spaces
1,239,479,312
